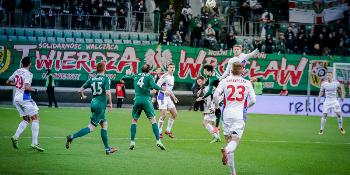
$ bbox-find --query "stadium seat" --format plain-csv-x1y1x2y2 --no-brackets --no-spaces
64,30,73,38
35,30,44,37
55,30,63,38
101,32,110,39
75,38,85,43
18,36,27,42
120,33,129,40
85,38,94,43
56,37,66,43
8,36,17,41
113,39,123,44
45,30,54,37
141,40,150,45
73,31,82,38
139,34,148,41
110,32,119,39
148,34,157,41
0,35,7,41
16,29,25,36
132,40,141,45
27,36,37,42
46,37,56,43
0,29,5,35
150,40,158,45
82,31,91,39
130,33,139,40
37,36,47,42
123,40,132,44
94,39,103,43
92,32,101,39
6,28,15,36
103,39,113,44
66,38,75,43
26,29,34,37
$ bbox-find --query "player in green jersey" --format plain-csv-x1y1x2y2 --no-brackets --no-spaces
122,64,167,150
65,62,117,155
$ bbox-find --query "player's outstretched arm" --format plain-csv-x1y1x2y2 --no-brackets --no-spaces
106,90,113,111
79,87,87,100
246,48,259,59
220,61,231,81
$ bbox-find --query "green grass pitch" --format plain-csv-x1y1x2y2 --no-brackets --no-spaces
0,106,349,175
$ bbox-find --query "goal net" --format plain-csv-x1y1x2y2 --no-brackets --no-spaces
333,63,350,98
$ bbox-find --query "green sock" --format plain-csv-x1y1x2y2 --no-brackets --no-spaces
152,123,160,141
130,124,137,141
72,127,90,140
101,129,110,150
215,115,220,127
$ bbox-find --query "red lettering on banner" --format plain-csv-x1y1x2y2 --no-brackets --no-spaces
119,47,139,73
178,50,206,79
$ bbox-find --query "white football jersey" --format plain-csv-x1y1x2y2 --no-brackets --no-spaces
157,73,174,99
220,49,259,80
216,75,256,119
320,81,340,102
8,68,33,101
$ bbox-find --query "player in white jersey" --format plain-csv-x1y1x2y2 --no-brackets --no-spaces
219,45,259,81
6,56,44,152
213,60,256,175
156,63,179,138
317,72,345,135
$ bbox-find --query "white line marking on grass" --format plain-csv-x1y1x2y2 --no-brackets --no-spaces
2,136,349,145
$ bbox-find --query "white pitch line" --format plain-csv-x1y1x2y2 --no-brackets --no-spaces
2,136,349,145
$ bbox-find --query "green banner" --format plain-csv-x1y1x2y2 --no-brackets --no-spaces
0,42,348,92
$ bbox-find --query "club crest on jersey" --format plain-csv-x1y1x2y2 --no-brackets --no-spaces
0,46,11,74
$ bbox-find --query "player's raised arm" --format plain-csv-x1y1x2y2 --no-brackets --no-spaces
220,59,231,81
150,77,163,91
246,48,259,59
246,81,256,109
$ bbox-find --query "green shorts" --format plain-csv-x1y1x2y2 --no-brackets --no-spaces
90,105,106,126
132,97,155,119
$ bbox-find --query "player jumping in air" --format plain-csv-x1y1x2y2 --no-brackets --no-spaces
156,63,179,139
7,56,45,152
214,60,256,175
66,62,117,155
317,71,345,135
122,64,167,150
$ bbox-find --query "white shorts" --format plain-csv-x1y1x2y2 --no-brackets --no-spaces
222,117,245,138
323,100,341,113
157,96,175,110
14,100,39,117
203,111,216,122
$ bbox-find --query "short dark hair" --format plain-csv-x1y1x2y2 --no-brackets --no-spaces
168,62,175,67
142,64,151,73
197,76,204,80
21,56,31,67
203,64,213,72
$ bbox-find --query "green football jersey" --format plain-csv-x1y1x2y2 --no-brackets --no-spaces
123,73,162,98
203,74,219,98
82,74,111,107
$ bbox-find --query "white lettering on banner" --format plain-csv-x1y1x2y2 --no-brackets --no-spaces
249,95,350,117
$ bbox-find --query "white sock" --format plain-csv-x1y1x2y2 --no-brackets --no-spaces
228,152,235,175
166,118,175,132
337,116,343,129
320,116,327,130
31,120,39,145
158,117,164,133
14,120,29,139
205,123,214,134
226,140,238,153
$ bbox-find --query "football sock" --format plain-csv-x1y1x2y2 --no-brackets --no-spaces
101,129,109,150
166,118,175,132
14,120,29,139
320,115,327,130
31,120,39,145
205,123,214,134
215,113,221,128
130,124,137,141
337,116,343,129
228,152,235,175
226,140,238,153
72,127,90,140
158,117,164,133
152,123,160,141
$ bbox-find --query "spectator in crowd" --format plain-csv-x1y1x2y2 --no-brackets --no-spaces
250,1,263,35
335,38,347,56
209,16,222,41
102,6,112,30
153,5,161,33
75,5,85,29
204,24,217,49
159,28,171,45
45,69,58,108
61,0,70,29
240,1,250,35
134,0,146,32
191,76,204,111
260,8,274,39
285,26,295,53
48,5,57,28
252,36,263,52
180,3,193,35
20,0,34,27
265,34,274,53
70,0,78,29
276,32,286,54
166,4,175,19
173,30,183,46
296,28,307,54
117,8,127,30
177,21,186,43
190,21,203,47
116,80,126,108
34,8,47,28
226,32,237,50
2,0,16,26
164,14,173,31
